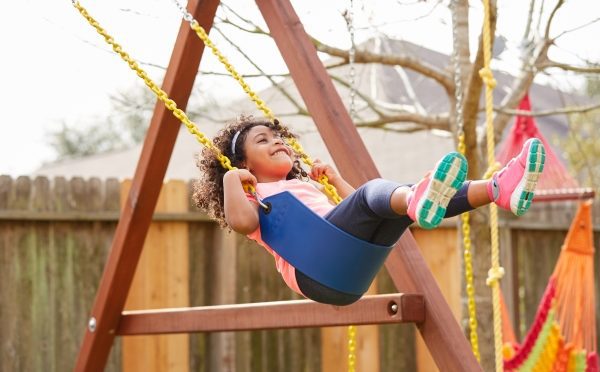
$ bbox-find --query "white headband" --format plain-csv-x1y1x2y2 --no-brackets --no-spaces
231,131,241,155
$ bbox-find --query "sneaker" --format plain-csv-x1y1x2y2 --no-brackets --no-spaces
407,152,468,229
488,138,545,216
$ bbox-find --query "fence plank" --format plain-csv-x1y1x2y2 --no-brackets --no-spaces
187,221,211,372
0,175,11,208
122,180,190,372
377,262,416,371
235,236,321,372
0,176,121,372
412,228,461,372
208,228,237,371
2,175,597,370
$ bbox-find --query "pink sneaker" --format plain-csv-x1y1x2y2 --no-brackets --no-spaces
407,152,468,229
488,138,545,216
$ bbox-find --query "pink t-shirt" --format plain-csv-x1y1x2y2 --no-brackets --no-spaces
247,179,335,295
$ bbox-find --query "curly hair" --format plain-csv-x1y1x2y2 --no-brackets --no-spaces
193,115,307,228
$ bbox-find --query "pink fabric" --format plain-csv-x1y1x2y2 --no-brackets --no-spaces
496,94,579,190
246,179,335,295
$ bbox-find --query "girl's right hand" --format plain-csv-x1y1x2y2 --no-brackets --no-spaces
226,169,257,188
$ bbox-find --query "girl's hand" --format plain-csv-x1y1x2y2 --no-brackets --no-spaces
223,169,259,234
310,159,339,183
225,169,257,189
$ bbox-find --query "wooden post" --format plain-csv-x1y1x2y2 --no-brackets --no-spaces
74,0,220,370
254,0,480,370
122,180,190,372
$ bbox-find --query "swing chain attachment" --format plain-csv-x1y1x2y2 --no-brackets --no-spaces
251,191,271,213
170,0,194,23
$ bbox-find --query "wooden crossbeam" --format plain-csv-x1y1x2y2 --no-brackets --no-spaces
117,294,424,335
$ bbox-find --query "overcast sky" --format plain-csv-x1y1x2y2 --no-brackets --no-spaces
1,0,598,176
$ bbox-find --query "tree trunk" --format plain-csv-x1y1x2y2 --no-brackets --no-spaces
460,0,499,370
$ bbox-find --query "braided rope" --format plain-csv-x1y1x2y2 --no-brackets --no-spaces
479,0,504,370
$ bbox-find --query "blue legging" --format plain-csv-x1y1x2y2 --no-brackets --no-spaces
296,178,474,305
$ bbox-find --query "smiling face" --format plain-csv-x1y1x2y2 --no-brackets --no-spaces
242,125,294,182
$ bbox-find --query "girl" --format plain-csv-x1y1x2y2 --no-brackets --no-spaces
194,116,545,305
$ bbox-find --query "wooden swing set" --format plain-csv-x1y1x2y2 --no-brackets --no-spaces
72,0,482,370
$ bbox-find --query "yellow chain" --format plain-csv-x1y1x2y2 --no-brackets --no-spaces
451,0,479,358
187,20,342,204
347,325,357,371
75,3,348,365
480,0,504,370
457,135,481,361
71,2,243,181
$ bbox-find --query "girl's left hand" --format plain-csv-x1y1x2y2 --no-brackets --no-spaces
310,159,339,183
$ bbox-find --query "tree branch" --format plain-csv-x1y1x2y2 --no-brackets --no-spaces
329,74,387,117
355,112,450,131
495,101,600,117
212,24,308,115
310,37,454,93
552,16,600,41
538,60,600,74
544,0,565,39
217,13,453,92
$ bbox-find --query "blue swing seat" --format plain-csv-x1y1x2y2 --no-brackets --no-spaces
259,191,394,296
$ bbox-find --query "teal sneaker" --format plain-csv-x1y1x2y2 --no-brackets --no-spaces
407,152,468,229
488,138,545,216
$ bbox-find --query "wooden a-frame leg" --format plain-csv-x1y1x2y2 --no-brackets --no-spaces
74,1,221,370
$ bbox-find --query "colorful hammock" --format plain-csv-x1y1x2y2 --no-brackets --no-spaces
502,201,598,372
498,95,597,371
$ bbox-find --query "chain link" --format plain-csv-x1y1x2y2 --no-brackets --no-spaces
347,324,357,371
344,2,358,370
344,1,357,121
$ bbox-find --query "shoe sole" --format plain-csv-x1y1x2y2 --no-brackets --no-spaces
416,152,468,229
511,139,545,216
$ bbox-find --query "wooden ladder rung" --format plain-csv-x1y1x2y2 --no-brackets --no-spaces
117,293,424,335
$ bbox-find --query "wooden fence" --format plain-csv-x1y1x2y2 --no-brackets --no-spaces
0,176,598,371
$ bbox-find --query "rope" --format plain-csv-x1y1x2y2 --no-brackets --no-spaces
172,0,343,204
479,0,504,370
450,0,480,361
